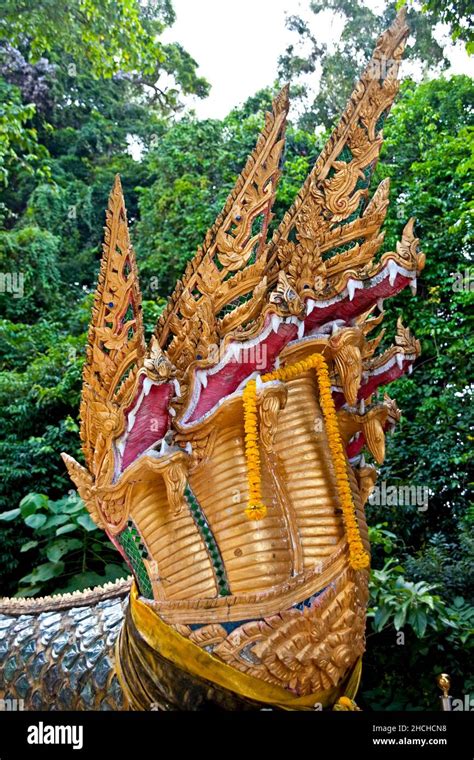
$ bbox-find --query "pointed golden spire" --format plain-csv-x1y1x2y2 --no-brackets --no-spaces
154,87,290,362
80,175,145,475
265,9,410,280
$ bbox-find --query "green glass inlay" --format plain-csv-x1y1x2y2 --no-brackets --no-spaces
185,486,230,596
117,520,153,599
332,158,375,230
218,291,254,318
338,144,353,163
375,109,389,134
355,163,374,191
323,237,366,261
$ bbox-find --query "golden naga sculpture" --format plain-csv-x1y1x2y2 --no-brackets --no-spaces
55,9,423,710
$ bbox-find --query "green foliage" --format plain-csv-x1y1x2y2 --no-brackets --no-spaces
369,559,449,638
0,491,127,596
362,536,473,709
278,0,448,130
0,225,61,320
358,75,474,707
0,78,50,190
417,0,474,51
404,525,474,596
0,318,86,593
1,0,209,95
367,74,474,598
136,89,321,297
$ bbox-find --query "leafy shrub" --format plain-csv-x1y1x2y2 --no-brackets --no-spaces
362,526,474,709
0,491,127,596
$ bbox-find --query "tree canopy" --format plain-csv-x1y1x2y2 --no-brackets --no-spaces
278,0,450,130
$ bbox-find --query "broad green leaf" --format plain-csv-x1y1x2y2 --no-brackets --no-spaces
46,538,82,562
20,561,64,583
20,493,48,517
77,513,97,532
60,571,105,591
14,587,42,597
62,501,84,514
104,564,127,581
0,508,21,521
373,606,391,632
38,514,71,531
394,607,407,631
409,609,428,638
20,540,38,553
56,524,77,536
24,513,47,529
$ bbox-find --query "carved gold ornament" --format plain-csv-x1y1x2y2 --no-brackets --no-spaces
61,10,425,710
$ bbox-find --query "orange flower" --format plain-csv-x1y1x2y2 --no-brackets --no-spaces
242,353,369,570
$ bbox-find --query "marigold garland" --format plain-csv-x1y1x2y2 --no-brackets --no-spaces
241,353,370,571
242,380,267,521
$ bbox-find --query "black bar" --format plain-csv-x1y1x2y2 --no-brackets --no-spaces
0,710,472,758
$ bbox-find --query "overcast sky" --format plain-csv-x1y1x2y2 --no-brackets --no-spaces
162,0,474,119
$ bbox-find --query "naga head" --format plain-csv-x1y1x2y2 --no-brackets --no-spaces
62,9,424,710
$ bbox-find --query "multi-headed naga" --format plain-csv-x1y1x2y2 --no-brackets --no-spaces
0,10,425,711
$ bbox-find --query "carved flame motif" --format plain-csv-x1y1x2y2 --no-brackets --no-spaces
187,569,369,696
156,86,290,371
265,11,410,290
79,176,145,483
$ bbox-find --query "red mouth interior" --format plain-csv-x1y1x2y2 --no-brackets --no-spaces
118,265,415,472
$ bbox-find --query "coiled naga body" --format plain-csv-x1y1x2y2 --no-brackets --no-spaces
0,10,425,711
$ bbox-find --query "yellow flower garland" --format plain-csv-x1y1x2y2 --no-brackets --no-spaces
242,379,267,520
242,353,370,571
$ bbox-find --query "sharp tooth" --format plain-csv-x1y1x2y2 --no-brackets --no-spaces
127,409,137,432
327,319,345,334
169,406,176,417
271,315,280,333
377,298,385,312
196,370,207,389
306,299,316,315
347,279,363,301
360,454,366,467
173,379,181,397
255,375,263,392
160,439,170,456
185,442,192,455
388,260,398,287
410,278,417,295
396,353,404,370
143,377,153,396
408,364,413,375
354,432,360,441
297,320,305,339
359,398,365,414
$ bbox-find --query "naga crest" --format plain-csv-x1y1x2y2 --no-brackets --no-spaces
62,9,424,710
